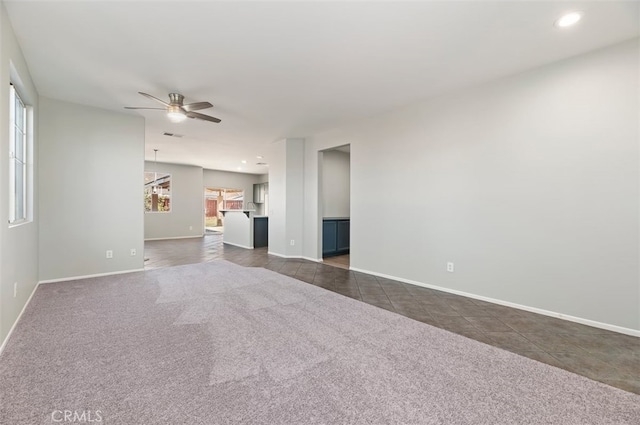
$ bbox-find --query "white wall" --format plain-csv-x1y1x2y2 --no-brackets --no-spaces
269,140,287,256
0,2,39,346
268,138,305,258
203,169,265,213
203,169,263,201
301,39,640,332
321,150,350,218
222,211,253,249
144,167,265,240
285,140,305,257
39,98,145,281
144,162,203,240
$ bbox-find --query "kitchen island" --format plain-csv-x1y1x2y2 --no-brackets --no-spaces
221,210,268,249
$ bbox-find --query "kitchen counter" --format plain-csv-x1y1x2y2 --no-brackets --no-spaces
222,211,269,249
222,210,255,249
220,209,256,219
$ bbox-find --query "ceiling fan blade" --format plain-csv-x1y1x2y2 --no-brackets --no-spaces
182,101,213,112
186,111,221,123
124,106,166,110
138,92,170,106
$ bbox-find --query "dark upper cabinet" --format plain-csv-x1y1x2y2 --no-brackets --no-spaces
323,218,349,257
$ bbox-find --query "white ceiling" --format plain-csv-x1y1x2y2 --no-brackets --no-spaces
5,1,639,174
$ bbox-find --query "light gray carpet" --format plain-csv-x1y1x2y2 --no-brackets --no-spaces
1,261,638,424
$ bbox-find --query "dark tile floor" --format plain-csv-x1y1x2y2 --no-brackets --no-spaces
145,234,640,395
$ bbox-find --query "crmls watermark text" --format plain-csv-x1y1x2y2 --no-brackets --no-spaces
51,410,103,423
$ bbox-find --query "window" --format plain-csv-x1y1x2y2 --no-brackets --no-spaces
144,171,171,212
9,84,27,224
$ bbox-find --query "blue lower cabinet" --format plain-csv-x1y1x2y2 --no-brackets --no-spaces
322,221,337,255
323,219,349,257
254,217,268,248
336,220,350,252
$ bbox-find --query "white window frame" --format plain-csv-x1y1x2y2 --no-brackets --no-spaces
9,84,27,225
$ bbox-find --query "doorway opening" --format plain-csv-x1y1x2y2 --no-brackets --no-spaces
319,145,350,269
204,187,244,233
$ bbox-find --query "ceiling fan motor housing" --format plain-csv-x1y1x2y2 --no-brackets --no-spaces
169,93,185,105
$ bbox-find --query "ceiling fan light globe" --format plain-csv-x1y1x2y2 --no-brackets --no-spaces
555,11,582,28
167,110,187,122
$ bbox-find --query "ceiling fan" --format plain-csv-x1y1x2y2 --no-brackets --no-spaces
125,92,221,123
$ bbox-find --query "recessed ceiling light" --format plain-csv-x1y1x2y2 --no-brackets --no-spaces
555,12,582,28
241,160,247,164
256,155,263,159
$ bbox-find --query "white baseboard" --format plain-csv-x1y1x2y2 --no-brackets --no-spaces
266,251,321,262
350,266,640,338
39,268,145,284
265,251,302,259
223,241,254,250
302,256,322,263
0,281,39,356
267,251,297,259
144,235,203,241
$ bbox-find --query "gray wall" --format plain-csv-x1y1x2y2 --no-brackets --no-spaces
144,162,204,240
321,150,350,218
144,166,265,240
268,140,287,256
203,169,263,199
203,169,265,213
268,138,305,257
39,98,145,281
285,140,305,257
298,39,639,332
0,2,40,346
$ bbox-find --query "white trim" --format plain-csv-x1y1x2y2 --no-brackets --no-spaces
7,219,32,229
223,241,254,250
350,266,640,338
144,235,203,241
267,251,300,259
0,281,39,356
302,256,322,262
266,251,322,262
39,268,145,284
267,252,321,261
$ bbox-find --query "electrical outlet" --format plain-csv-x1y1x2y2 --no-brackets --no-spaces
189,225,193,231
290,240,295,246
13,282,17,298
447,262,454,273
130,249,136,256
106,250,113,259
